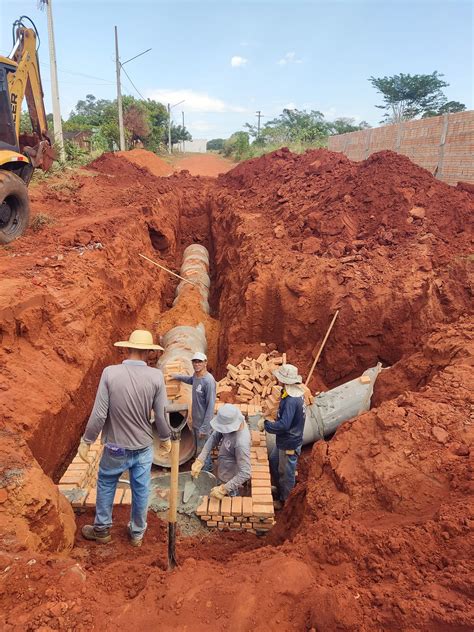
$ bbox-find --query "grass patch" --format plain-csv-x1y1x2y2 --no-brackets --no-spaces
30,213,56,232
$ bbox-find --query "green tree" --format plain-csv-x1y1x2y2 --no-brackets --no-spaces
207,138,225,151
329,117,371,135
422,100,467,118
223,131,249,159
369,72,464,123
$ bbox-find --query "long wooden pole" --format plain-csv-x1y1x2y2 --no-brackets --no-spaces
139,253,198,286
305,310,339,387
167,438,180,569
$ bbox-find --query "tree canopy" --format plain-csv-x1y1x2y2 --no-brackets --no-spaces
62,94,191,152
369,72,466,123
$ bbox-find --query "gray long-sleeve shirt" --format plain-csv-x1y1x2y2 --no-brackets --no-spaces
198,425,251,494
83,360,170,449
173,372,216,434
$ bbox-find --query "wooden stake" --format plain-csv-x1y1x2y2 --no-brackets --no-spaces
305,310,339,387
139,253,198,286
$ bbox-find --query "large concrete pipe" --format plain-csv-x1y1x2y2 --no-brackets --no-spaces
153,244,211,466
263,364,383,452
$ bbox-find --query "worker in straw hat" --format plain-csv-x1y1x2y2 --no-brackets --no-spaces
79,330,171,547
191,403,251,499
258,364,306,507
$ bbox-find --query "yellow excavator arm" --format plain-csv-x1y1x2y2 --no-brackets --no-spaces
7,25,49,142
0,16,55,244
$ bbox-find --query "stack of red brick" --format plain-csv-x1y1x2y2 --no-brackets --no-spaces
196,429,275,533
58,438,132,509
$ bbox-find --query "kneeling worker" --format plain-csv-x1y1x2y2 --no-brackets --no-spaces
259,364,305,507
191,403,251,499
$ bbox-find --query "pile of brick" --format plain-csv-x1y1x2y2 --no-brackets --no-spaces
217,351,287,417
58,439,133,509
161,360,188,401
196,429,275,533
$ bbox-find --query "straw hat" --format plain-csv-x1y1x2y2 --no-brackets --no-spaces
273,363,302,385
210,404,244,434
114,329,164,351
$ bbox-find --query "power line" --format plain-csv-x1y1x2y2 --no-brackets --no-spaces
120,64,146,100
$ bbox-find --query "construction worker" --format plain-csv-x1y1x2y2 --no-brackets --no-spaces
191,403,251,498
259,364,305,507
171,352,216,472
79,330,171,546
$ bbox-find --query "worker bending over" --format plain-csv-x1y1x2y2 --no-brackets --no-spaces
172,351,216,472
191,403,251,499
79,330,171,546
259,364,305,507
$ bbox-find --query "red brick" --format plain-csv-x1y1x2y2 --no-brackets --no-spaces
251,495,273,505
208,497,221,514
220,497,232,516
207,521,218,527
252,472,271,482
223,516,234,523
85,488,97,507
231,496,243,516
196,496,209,516
121,489,132,504
252,504,274,517
113,489,124,504
242,497,253,516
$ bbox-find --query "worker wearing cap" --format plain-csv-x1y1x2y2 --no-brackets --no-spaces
171,352,216,472
191,403,251,498
79,330,171,546
259,364,305,506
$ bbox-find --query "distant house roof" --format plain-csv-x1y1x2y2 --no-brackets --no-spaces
63,130,93,140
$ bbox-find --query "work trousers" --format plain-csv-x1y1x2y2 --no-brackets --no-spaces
193,428,213,472
94,444,153,539
269,445,301,502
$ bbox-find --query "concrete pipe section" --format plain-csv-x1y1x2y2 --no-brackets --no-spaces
264,363,383,453
153,244,211,467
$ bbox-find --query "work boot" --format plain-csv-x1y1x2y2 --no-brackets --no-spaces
81,524,112,544
129,536,143,548
273,499,284,511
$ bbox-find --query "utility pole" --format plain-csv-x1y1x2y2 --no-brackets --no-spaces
114,26,125,151
168,103,171,154
40,0,65,162
256,110,264,138
182,111,185,153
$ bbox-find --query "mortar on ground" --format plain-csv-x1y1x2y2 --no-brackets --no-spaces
149,471,216,515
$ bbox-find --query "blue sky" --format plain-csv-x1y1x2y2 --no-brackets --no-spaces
1,0,472,140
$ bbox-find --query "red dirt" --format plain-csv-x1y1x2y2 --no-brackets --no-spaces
172,153,234,177
0,148,472,631
116,148,173,177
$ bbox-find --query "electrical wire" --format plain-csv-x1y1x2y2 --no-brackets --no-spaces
120,64,147,100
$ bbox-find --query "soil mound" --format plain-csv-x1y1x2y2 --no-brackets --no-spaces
116,148,173,177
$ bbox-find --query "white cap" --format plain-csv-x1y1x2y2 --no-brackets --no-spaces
191,351,207,362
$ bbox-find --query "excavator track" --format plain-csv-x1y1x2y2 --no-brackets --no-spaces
0,170,30,244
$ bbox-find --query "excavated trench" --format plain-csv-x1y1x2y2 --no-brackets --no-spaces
0,149,472,631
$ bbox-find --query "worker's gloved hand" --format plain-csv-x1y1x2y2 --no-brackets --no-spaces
157,438,172,458
191,459,203,479
210,484,228,500
78,439,91,463
257,417,265,432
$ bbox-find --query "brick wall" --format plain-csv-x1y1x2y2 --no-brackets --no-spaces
328,110,474,185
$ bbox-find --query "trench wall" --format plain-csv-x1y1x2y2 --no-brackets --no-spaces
328,110,474,185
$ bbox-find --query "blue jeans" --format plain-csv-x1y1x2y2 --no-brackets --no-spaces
269,445,301,502
193,428,212,472
94,444,153,539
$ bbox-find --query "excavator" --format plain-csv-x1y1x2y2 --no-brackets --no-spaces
0,16,55,244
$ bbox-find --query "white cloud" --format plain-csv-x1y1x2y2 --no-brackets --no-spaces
188,120,215,132
277,51,303,66
231,55,248,68
145,88,247,113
